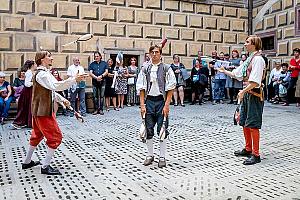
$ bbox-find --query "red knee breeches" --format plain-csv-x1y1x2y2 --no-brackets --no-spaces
30,113,62,149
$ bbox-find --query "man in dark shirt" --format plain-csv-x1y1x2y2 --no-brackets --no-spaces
88,51,108,115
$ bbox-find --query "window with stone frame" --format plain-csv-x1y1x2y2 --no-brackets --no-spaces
257,31,276,55
296,6,300,36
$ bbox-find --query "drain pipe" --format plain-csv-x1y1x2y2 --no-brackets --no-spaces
248,0,253,35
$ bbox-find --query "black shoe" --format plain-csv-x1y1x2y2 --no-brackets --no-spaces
99,110,104,115
228,101,234,104
181,104,185,107
190,101,195,105
22,160,41,169
41,165,62,175
0,117,4,125
199,101,202,105
158,158,166,168
174,103,178,106
243,155,261,165
234,148,252,157
92,110,99,115
143,156,154,166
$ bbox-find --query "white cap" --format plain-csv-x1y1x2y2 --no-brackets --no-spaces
0,72,5,77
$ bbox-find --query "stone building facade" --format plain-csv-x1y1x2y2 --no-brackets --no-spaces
253,0,300,69
0,0,299,84
0,0,249,84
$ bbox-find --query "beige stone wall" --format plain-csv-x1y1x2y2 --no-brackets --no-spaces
0,0,248,83
253,0,299,69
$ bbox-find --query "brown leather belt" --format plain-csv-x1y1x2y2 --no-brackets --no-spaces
247,87,264,101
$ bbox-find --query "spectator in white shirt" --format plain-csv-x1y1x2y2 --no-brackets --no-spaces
67,57,87,117
267,61,282,101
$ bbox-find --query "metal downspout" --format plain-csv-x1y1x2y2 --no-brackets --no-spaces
248,0,253,35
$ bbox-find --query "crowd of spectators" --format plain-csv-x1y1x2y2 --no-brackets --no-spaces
0,48,299,126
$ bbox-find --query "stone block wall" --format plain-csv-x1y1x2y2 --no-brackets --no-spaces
253,0,299,68
0,0,248,84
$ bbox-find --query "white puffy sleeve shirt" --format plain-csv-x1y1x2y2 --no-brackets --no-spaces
247,56,265,86
24,70,33,87
232,56,265,85
36,67,76,91
136,63,176,95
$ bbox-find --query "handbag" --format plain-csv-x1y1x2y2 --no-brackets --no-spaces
192,75,199,83
128,77,135,85
279,84,287,96
0,91,8,98
199,74,208,85
14,85,24,99
181,68,190,80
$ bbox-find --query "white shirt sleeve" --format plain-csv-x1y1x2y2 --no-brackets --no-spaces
54,92,67,108
24,70,33,87
36,70,76,91
268,68,275,84
136,67,147,92
232,64,244,81
67,65,73,77
248,56,265,85
165,67,176,91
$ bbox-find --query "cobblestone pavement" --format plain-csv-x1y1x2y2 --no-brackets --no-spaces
0,102,300,200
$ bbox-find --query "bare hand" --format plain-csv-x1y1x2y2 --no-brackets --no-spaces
75,74,85,83
4,97,9,101
217,66,225,73
162,104,170,117
237,90,245,102
63,100,70,108
96,76,102,81
140,105,146,117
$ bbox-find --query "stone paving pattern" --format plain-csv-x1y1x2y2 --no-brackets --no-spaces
0,103,300,200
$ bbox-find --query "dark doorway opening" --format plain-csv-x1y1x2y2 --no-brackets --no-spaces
109,54,139,67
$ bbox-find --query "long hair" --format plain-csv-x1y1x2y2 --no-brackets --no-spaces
50,68,62,81
130,57,137,66
21,60,34,72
